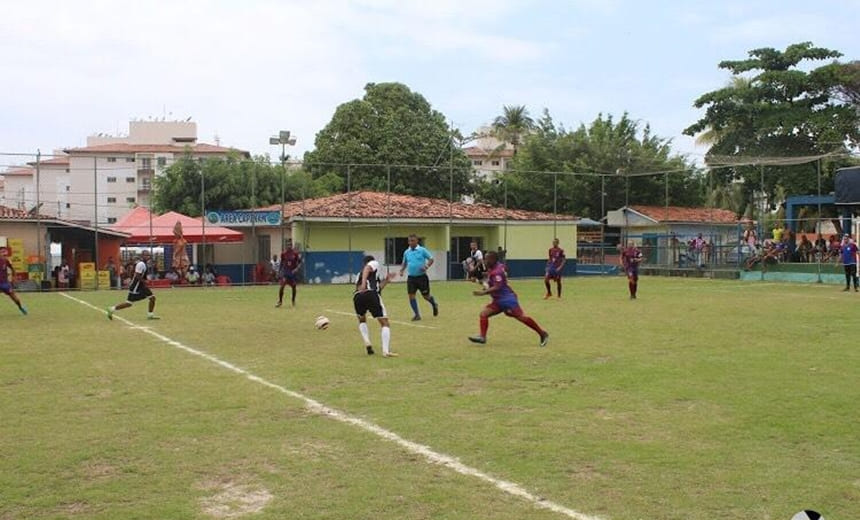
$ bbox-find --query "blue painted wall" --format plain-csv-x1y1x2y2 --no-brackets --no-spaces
304,251,368,284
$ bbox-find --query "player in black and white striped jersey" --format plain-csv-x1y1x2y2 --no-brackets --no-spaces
354,255,398,357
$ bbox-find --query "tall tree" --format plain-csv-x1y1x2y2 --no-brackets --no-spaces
491,105,536,155
476,112,702,219
303,82,473,200
684,42,860,200
153,154,327,215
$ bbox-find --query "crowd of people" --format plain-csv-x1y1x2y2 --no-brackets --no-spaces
741,222,852,270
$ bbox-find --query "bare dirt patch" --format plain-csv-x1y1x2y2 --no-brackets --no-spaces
199,480,273,519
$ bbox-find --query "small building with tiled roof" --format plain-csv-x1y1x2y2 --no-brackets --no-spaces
216,191,579,283
0,204,129,289
606,205,742,267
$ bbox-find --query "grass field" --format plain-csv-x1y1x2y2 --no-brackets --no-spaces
1,277,857,520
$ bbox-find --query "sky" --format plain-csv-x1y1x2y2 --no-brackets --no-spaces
2,0,859,167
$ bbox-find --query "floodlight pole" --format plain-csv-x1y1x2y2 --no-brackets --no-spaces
270,131,296,254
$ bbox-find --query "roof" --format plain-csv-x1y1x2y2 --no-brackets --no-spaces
263,191,575,221
0,204,130,237
109,207,243,244
462,146,514,158
1,167,34,177
27,157,70,166
627,205,739,224
63,142,250,157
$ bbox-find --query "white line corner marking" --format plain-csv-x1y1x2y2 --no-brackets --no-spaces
61,293,603,520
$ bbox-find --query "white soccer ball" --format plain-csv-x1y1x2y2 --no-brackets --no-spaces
792,511,824,520
314,315,330,330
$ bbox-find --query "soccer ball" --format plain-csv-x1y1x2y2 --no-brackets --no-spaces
314,316,330,330
792,511,823,520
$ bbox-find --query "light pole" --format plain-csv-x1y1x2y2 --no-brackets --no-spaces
269,130,296,254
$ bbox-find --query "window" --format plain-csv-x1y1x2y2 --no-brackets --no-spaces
491,160,500,166
65,186,70,192
107,197,117,203
126,197,135,203
65,203,71,208
107,217,117,224
107,177,117,183
472,160,483,166
140,157,152,169
126,177,135,183
125,157,135,163
65,168,70,173
107,157,117,163
157,157,167,167
384,236,423,265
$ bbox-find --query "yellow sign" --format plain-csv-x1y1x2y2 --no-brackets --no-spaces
97,270,111,289
78,262,96,290
8,239,25,272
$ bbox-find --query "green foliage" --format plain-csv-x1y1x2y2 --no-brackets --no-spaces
476,112,703,219
685,42,860,199
303,82,473,200
491,104,537,152
152,154,333,215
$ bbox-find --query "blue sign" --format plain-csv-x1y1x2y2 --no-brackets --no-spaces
206,210,281,227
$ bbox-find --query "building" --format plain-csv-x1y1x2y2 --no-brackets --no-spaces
1,121,248,226
462,130,515,179
217,191,578,283
0,204,129,287
606,205,741,266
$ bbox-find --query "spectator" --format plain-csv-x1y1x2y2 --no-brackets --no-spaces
106,256,119,288
797,234,813,262
270,255,280,281
743,224,758,248
772,224,783,242
185,266,200,285
692,233,706,268
814,233,827,260
58,262,70,289
203,264,217,286
164,269,180,284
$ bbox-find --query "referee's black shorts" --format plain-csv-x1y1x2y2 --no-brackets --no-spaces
406,274,431,296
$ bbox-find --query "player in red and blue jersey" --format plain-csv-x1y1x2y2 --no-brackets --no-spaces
543,238,566,299
0,247,27,315
469,251,549,347
276,241,303,307
621,241,643,299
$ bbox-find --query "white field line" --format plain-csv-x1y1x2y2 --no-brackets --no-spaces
60,293,602,520
324,309,439,329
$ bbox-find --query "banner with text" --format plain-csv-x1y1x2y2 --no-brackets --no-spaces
206,210,281,227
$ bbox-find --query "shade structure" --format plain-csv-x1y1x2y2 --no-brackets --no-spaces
110,208,244,244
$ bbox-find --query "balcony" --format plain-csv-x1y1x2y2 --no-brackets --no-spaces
138,183,152,192
137,168,154,175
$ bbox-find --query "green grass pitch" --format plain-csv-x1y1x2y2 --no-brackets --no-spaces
1,277,857,520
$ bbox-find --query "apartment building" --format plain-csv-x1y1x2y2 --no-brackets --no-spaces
1,121,248,225
462,130,514,179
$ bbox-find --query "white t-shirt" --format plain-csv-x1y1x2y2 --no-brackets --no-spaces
135,260,147,276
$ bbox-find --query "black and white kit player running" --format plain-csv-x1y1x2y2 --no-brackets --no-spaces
353,255,398,357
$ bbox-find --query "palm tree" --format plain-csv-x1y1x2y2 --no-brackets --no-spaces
491,105,536,155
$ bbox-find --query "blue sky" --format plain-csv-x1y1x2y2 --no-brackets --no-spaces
2,0,858,167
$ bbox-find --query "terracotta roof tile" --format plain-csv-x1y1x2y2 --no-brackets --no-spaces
28,157,70,166
629,205,739,224
0,204,54,220
2,167,34,176
63,142,249,156
463,146,514,158
264,191,574,221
